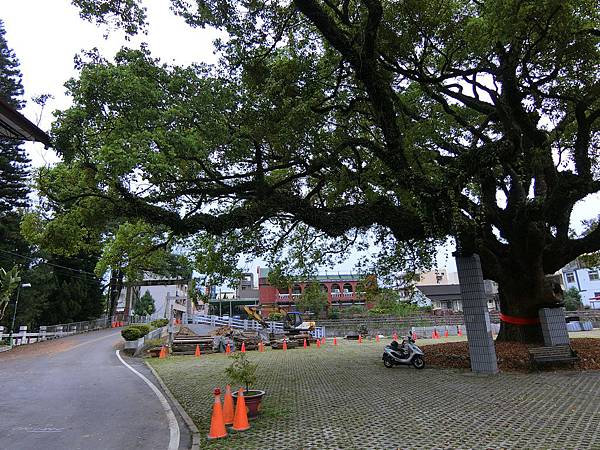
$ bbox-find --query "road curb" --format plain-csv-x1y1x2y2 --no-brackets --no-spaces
145,361,200,450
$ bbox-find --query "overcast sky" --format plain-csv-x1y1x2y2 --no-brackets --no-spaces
3,1,598,277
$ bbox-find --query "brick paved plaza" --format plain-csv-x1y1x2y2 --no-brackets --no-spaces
149,338,600,449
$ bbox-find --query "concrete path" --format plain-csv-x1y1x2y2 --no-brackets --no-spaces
0,328,190,450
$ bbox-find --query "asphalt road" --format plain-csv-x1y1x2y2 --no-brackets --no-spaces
0,328,190,450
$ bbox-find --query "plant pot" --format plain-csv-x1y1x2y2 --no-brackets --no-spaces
232,389,265,418
124,339,141,349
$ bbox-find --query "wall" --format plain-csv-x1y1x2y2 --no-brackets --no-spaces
316,310,600,337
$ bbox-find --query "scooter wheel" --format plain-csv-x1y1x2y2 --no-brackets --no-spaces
383,356,394,368
412,355,425,369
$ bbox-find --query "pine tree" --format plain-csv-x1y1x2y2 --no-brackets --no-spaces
0,18,31,270
134,291,155,317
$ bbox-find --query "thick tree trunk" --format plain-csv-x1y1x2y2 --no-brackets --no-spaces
495,264,546,344
108,269,124,318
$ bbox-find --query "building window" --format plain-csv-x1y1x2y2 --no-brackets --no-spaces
565,272,575,283
589,270,599,281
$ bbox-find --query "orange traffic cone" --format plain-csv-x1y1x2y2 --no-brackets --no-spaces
435,330,440,339
159,346,166,359
412,331,417,341
241,342,246,353
303,338,307,349
333,337,337,346
283,339,287,351
444,329,449,338
259,342,264,352
195,344,201,357
376,335,380,343
393,332,398,341
223,385,234,425
232,388,250,431
226,343,231,354
358,334,363,344
316,339,321,348
208,388,227,439
431,330,436,339
458,325,463,336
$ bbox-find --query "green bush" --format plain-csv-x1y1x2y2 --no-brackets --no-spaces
129,324,151,336
150,319,169,328
268,312,284,321
344,305,367,316
121,327,142,341
225,352,258,393
327,309,340,319
368,307,389,315
143,338,164,350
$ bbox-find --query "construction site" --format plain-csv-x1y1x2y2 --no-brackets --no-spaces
170,307,319,356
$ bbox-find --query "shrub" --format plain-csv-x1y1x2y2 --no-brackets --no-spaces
129,324,151,336
121,327,142,341
344,305,367,316
225,352,258,393
143,338,164,350
368,307,389,315
563,287,583,311
327,309,340,319
268,312,284,321
150,319,169,328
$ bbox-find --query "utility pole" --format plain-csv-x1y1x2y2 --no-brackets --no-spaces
8,283,31,347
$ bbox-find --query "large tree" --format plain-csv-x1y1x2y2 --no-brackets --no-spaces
28,1,600,343
0,18,31,270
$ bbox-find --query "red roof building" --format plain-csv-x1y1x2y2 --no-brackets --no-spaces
257,268,367,311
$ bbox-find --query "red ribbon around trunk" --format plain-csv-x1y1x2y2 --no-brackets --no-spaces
499,313,540,325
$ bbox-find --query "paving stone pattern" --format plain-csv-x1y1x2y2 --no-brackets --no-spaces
149,340,600,450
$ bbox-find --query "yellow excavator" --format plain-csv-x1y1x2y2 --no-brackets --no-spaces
243,306,315,335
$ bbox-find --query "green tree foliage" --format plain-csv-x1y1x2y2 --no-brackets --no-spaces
0,19,31,271
29,1,600,343
0,266,20,321
563,287,584,311
134,290,155,316
296,282,328,316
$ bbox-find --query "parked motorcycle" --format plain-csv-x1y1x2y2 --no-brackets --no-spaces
382,336,425,369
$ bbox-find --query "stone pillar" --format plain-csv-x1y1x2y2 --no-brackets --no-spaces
19,326,28,345
455,253,498,374
539,308,570,346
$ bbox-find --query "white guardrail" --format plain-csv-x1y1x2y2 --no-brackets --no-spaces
0,316,113,348
187,314,325,339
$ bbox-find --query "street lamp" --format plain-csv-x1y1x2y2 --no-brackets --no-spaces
9,283,31,347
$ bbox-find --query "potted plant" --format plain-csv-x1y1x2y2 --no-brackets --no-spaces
225,352,265,418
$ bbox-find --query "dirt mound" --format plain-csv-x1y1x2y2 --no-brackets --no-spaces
422,338,600,372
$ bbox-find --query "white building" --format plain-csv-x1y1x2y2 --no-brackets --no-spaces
406,269,499,312
116,274,193,320
561,261,600,309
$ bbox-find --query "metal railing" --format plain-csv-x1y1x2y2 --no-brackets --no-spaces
0,315,115,347
189,314,325,338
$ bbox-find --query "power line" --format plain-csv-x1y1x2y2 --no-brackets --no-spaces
0,248,99,277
